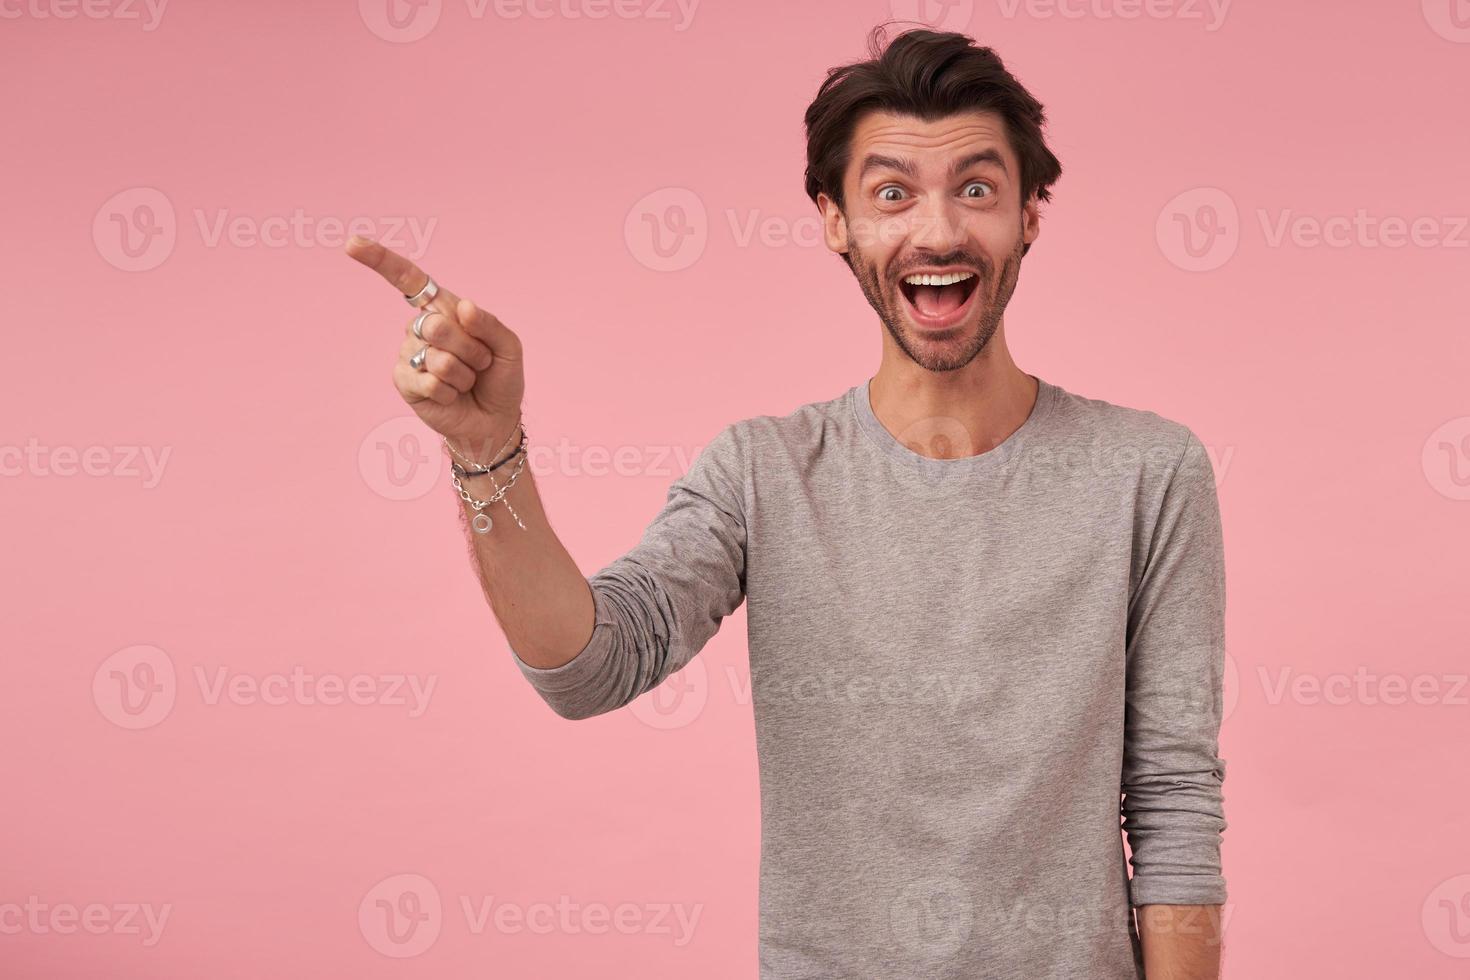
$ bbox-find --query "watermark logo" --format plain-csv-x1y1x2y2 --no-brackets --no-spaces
93,645,177,730
1157,187,1238,272
1422,0,1470,42
94,187,176,272
359,416,443,501
888,876,974,961
360,873,443,958
1423,416,1470,500
629,658,709,730
1222,651,1239,722
895,413,977,460
359,0,443,42
625,187,707,272
1423,874,1470,957
890,0,975,31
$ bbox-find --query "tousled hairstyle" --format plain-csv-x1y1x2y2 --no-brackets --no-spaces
803,26,1063,257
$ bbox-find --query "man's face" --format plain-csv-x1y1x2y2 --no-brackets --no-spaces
818,110,1040,372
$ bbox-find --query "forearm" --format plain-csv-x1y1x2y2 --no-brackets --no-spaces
497,420,749,721
450,421,595,670
1138,904,1223,980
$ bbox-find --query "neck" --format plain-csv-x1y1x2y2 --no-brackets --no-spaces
868,322,1038,461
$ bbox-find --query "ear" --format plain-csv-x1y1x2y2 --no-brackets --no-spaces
1021,191,1041,248
817,191,849,256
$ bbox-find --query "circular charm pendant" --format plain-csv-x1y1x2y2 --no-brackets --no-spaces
472,512,493,534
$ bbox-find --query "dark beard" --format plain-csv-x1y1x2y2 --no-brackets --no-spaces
847,234,1024,373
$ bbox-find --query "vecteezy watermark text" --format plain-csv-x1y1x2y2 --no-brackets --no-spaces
1,440,171,487
93,646,438,729
991,0,1231,30
0,898,171,946
358,873,702,958
1157,187,1469,271
359,0,700,43
0,0,168,30
93,187,437,272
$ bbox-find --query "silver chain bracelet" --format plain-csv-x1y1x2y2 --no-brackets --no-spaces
444,419,529,534
444,415,523,472
451,448,528,534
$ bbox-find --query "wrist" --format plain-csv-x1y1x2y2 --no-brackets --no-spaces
445,413,522,468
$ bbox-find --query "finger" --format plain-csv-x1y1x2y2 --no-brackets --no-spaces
408,310,493,372
394,360,459,407
399,336,476,393
346,235,461,316
456,298,523,362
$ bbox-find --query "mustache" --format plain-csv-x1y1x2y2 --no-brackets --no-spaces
889,252,989,281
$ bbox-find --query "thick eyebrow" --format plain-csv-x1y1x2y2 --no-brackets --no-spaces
857,153,916,181
857,148,1010,183
949,149,1008,179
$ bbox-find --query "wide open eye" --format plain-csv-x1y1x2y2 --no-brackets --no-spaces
961,181,993,200
877,185,907,203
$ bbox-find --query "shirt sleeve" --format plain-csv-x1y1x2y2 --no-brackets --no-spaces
1121,428,1230,907
508,422,749,720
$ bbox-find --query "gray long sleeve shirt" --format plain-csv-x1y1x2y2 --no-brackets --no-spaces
512,375,1229,979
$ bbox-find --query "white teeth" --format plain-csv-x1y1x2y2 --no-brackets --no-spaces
902,272,976,286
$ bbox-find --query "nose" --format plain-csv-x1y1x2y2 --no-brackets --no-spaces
906,192,967,253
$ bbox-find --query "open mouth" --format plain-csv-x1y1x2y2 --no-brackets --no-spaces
897,270,980,330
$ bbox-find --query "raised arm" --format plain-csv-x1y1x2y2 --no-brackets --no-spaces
345,237,748,721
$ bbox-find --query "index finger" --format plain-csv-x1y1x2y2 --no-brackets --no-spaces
345,235,461,316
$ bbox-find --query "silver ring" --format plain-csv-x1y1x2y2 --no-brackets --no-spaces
412,310,434,341
404,276,439,308
409,345,430,371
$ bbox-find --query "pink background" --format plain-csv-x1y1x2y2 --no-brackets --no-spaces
4,0,1470,976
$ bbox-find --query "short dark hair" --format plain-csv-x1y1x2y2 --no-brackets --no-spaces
803,25,1063,245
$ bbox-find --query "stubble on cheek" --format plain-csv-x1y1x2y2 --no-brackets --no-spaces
846,240,897,325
